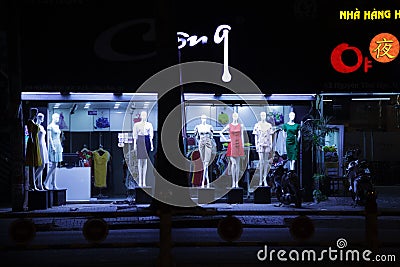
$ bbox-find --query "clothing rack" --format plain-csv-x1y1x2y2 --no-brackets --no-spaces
99,132,103,148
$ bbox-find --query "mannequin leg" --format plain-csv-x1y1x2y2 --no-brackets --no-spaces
29,166,38,191
230,157,237,188
290,160,296,171
235,157,240,188
34,164,45,190
44,162,58,190
258,152,264,186
262,151,270,186
138,159,148,187
138,159,143,187
142,159,147,187
201,161,210,188
230,157,240,188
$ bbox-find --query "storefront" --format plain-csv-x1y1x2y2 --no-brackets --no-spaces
2,0,400,210
21,90,326,206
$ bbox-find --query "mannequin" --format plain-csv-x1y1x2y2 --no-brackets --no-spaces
44,113,63,190
194,114,214,188
34,113,49,190
220,112,245,188
133,111,154,187
282,111,301,171
25,108,42,190
253,111,273,186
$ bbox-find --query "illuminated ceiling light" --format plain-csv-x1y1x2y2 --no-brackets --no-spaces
84,103,91,109
323,99,333,102
351,98,391,101
21,92,60,95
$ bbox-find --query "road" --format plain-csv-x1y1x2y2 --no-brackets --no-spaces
1,218,399,267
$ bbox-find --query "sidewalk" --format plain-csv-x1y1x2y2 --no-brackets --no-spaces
0,186,398,232
1,186,399,230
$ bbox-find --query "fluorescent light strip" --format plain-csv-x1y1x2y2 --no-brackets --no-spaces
22,92,61,95
323,99,333,102
351,98,391,101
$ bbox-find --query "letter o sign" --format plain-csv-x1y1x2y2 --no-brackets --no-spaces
331,43,363,73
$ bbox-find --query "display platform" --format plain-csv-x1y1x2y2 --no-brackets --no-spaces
136,186,153,204
226,187,243,204
198,187,215,204
254,186,271,204
56,167,91,201
50,189,67,206
28,190,50,210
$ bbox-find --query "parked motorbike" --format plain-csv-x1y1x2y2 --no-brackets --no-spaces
267,153,302,208
345,158,375,206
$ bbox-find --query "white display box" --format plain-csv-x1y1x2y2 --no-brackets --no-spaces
56,167,91,201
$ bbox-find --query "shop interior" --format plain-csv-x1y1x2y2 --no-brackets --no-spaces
22,93,158,201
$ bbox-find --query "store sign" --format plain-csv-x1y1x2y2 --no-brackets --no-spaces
88,110,97,115
177,25,232,82
330,32,399,73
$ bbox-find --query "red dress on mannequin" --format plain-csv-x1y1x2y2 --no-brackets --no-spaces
226,123,244,157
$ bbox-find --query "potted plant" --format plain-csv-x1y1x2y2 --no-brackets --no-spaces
301,110,336,179
312,173,329,199
312,189,327,203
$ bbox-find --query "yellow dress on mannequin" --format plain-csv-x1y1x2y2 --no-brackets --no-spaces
93,148,110,188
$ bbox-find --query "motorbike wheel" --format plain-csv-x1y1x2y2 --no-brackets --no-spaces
288,183,302,208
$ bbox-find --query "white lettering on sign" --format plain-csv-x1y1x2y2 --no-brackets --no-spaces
177,24,232,82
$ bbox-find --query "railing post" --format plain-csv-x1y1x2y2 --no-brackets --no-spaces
157,207,174,267
365,190,378,249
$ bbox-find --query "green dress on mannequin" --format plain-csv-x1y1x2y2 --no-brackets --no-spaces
282,123,301,160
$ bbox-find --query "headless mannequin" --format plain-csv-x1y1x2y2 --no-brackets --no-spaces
133,111,154,187
253,112,273,186
26,108,42,190
44,113,62,190
34,113,48,190
220,112,245,188
194,114,214,188
283,111,301,171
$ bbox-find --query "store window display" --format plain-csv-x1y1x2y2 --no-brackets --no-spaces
44,112,63,190
253,111,273,186
35,113,49,190
282,111,301,171
194,114,214,188
220,112,245,188
25,107,43,191
133,111,154,187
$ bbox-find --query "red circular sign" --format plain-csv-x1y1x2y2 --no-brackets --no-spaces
370,33,399,63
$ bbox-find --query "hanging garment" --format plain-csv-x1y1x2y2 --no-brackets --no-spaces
226,124,244,157
252,122,272,153
93,149,110,188
48,123,63,163
189,149,203,187
25,119,42,167
78,149,93,167
123,149,138,190
274,129,287,156
58,112,68,130
282,123,301,160
37,124,49,165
